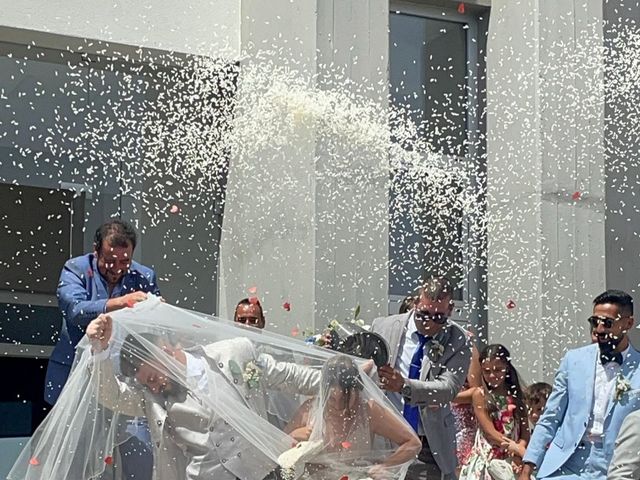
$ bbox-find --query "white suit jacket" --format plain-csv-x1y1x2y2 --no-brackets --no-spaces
609,409,640,480
96,337,320,480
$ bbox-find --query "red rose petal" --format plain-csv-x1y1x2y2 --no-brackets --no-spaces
248,286,258,294
457,2,465,14
291,327,300,337
340,476,349,480
126,299,136,308
341,441,352,449
29,457,40,466
506,299,516,310
104,456,113,465
572,191,581,200
283,302,291,312
169,204,180,214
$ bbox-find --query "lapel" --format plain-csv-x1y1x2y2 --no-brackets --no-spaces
388,313,411,368
605,345,640,419
583,344,597,416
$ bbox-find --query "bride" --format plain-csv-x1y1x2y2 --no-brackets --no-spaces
284,355,421,479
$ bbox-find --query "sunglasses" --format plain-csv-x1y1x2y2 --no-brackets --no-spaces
588,315,625,329
415,309,449,325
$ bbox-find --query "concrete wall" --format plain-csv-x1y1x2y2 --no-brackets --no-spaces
0,0,240,57
487,0,606,382
603,0,640,347
218,0,390,334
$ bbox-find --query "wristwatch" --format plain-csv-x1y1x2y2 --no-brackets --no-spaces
401,382,412,399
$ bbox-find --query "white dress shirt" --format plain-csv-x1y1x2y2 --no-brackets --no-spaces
185,351,209,394
586,346,630,440
391,311,426,434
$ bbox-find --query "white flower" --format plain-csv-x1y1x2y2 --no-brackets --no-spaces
428,340,445,360
242,361,262,389
615,373,632,401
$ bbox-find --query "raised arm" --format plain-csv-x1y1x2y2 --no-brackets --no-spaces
259,353,321,395
87,315,146,417
58,261,110,328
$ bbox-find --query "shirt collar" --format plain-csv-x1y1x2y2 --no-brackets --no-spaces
184,351,206,379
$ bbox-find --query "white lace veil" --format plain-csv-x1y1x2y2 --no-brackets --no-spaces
8,297,418,480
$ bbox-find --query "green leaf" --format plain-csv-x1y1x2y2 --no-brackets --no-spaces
354,305,361,320
228,359,243,378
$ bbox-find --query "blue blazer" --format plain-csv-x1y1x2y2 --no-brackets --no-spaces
44,253,160,404
523,343,640,478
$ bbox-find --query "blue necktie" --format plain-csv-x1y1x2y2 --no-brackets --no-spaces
403,333,428,432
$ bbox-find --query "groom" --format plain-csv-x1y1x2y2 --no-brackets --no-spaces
373,276,471,480
87,314,320,480
520,290,640,480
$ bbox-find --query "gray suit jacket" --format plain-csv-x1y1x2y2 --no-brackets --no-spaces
371,312,472,475
97,337,320,480
609,409,640,480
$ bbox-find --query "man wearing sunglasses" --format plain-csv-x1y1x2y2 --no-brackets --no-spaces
521,290,640,480
372,275,472,480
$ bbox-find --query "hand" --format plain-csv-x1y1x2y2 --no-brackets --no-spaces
368,464,391,480
518,463,534,480
319,331,334,349
87,314,112,352
288,426,313,443
119,291,148,309
501,437,526,458
377,365,405,393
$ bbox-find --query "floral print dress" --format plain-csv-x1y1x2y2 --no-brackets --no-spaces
459,395,518,480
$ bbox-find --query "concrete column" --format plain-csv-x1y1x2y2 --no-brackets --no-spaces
487,0,606,382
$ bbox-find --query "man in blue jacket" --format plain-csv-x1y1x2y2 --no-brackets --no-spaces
520,290,640,480
45,219,160,479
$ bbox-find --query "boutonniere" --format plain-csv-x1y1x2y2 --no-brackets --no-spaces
227,359,262,389
242,361,262,389
428,339,445,360
615,373,631,401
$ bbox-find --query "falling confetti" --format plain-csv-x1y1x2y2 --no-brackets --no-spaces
506,300,517,310
104,456,113,465
457,3,465,14
29,457,39,466
169,205,180,214
283,302,291,311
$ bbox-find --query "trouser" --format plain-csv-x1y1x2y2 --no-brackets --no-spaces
406,435,457,480
541,441,608,480
118,420,153,480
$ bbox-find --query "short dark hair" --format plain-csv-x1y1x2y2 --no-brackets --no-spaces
94,219,137,254
120,333,162,378
593,289,634,316
234,298,265,322
399,289,420,314
420,276,454,302
525,382,552,406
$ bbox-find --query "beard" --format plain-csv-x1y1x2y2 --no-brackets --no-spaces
596,333,624,355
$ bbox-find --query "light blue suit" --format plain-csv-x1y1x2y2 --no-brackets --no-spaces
524,343,640,479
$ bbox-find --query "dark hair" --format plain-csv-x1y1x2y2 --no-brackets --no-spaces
420,276,454,302
480,344,528,433
120,333,162,378
399,289,420,314
322,355,363,416
525,382,552,407
234,298,265,322
94,219,137,254
593,289,634,316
